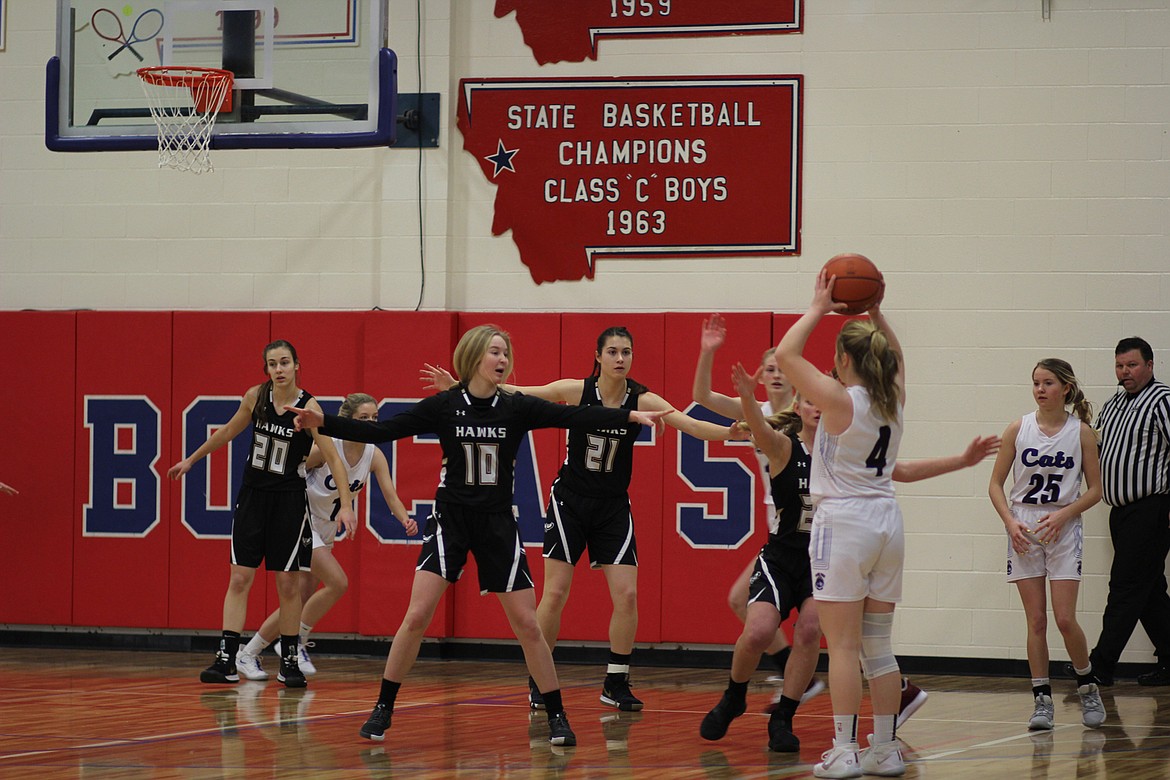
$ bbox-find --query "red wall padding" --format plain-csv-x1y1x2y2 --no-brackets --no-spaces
0,312,76,625
0,310,852,649
169,312,271,631
74,312,173,627
353,311,457,639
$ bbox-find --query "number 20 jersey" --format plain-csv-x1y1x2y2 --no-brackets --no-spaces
244,388,315,492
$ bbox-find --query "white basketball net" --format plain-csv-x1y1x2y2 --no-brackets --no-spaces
137,67,232,174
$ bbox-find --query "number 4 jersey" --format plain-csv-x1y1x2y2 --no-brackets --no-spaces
1009,411,1083,508
811,385,903,501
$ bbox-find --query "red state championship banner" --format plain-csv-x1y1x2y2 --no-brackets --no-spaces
458,76,802,284
496,0,802,65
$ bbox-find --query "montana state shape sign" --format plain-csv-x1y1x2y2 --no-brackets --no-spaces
457,76,802,284
496,1,802,65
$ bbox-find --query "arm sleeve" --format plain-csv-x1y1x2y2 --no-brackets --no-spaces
514,392,631,430
322,396,439,443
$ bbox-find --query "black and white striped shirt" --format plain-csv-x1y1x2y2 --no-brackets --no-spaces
1096,378,1170,507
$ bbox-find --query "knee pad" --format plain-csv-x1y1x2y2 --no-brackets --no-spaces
860,612,899,680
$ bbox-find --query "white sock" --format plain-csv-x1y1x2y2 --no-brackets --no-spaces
243,634,270,656
833,714,859,748
299,622,313,645
873,714,896,744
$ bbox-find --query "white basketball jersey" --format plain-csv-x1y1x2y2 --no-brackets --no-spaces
305,438,374,522
755,400,775,507
811,385,903,501
1009,412,1083,508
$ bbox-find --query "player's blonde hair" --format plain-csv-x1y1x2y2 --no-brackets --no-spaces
735,392,805,437
452,325,514,388
1034,358,1093,425
837,320,900,422
339,392,377,419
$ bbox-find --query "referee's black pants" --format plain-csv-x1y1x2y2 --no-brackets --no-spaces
1092,493,1170,674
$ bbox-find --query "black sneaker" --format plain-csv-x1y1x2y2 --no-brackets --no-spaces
600,674,644,711
1138,666,1170,686
360,702,392,741
767,709,800,753
528,676,546,711
700,692,746,741
200,651,239,684
548,712,576,746
277,657,307,688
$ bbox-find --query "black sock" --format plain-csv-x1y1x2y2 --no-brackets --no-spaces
775,695,800,718
770,647,791,673
727,678,749,703
1032,684,1052,698
543,688,564,717
221,631,241,661
280,635,299,663
379,678,401,709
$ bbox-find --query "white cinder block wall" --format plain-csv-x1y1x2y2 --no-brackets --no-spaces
3,0,1168,666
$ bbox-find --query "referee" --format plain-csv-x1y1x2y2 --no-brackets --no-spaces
1085,337,1170,686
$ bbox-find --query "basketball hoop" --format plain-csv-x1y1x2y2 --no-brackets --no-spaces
137,67,233,174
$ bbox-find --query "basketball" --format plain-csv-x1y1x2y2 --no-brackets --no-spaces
822,253,884,314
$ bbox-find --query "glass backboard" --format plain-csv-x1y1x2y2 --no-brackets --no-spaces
46,0,398,151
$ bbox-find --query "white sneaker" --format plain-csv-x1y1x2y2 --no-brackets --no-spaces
274,640,317,676
860,735,905,777
814,744,861,779
235,649,268,681
1078,683,1106,727
1029,694,1054,730
765,675,827,713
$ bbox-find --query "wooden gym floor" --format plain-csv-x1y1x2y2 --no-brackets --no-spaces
3,646,1170,779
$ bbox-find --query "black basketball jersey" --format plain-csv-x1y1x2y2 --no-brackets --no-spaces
769,432,814,552
556,377,645,497
243,388,315,492
321,387,635,512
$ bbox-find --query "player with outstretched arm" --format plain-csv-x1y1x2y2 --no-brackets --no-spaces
286,325,667,748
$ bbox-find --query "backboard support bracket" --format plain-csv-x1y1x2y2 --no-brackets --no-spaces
394,92,440,149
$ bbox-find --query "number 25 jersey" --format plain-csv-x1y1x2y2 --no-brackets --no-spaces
1009,411,1082,508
